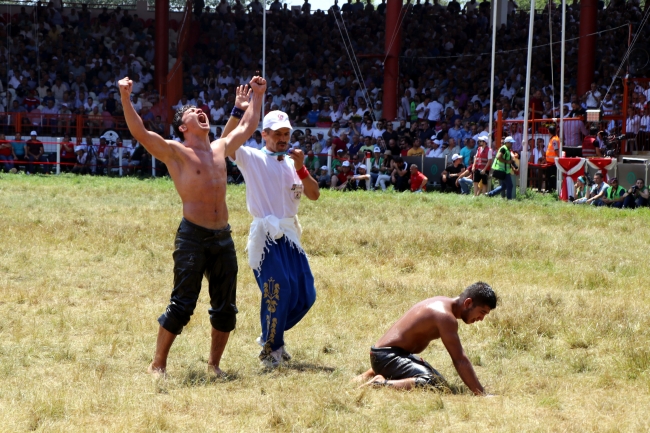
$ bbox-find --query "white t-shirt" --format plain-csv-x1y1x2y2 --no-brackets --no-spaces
426,100,443,121
233,146,303,219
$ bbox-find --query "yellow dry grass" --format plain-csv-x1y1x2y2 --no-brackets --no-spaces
1,174,649,433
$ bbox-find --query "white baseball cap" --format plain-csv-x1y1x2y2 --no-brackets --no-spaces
358,164,367,170
373,146,381,153
320,165,328,170
451,153,462,161
504,136,516,143
342,161,350,167
30,131,37,136
263,110,293,131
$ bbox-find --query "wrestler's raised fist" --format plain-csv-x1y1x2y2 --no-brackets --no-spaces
118,77,133,97
249,76,267,94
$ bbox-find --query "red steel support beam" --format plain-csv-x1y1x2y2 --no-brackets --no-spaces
382,0,403,121
577,0,597,96
154,0,170,99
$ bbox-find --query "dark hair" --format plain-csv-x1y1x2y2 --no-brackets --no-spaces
460,282,497,309
172,104,195,141
589,126,598,136
548,125,557,135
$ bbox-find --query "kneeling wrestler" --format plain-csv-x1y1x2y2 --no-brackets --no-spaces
356,282,497,395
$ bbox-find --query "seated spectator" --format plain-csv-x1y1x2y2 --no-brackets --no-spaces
348,134,363,156
349,164,371,191
358,136,375,156
409,164,428,193
304,150,320,177
60,134,77,171
10,132,26,165
441,154,466,193
72,145,90,175
391,156,410,192
86,105,103,135
0,133,15,172
602,177,626,208
317,165,331,189
427,139,444,158
574,172,608,206
331,160,354,190
622,178,649,209
407,138,426,156
124,141,149,176
41,99,60,134
26,131,50,174
570,176,588,202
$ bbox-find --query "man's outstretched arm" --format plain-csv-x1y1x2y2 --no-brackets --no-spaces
438,316,485,395
119,77,177,164
224,77,267,159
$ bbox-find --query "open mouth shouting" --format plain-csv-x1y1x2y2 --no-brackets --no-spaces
197,112,208,127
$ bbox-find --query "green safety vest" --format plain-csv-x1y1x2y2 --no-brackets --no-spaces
492,145,512,174
606,185,625,199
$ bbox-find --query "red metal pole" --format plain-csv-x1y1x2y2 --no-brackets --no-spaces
496,110,503,148
576,0,597,96
382,0,403,121
155,0,170,99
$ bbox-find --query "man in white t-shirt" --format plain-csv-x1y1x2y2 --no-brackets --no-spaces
231,110,320,369
426,98,444,124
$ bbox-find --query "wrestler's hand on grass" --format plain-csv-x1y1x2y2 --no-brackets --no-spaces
288,148,305,170
118,77,133,98
234,84,252,111
249,76,267,95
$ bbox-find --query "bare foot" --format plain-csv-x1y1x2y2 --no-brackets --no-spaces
359,374,387,389
207,364,225,378
351,369,376,384
147,362,166,379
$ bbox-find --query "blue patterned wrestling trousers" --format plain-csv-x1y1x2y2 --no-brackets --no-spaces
255,236,316,358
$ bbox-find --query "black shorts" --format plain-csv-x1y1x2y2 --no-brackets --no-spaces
370,346,447,389
158,218,238,335
473,171,488,184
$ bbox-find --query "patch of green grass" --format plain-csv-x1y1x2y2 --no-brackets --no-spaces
1,175,650,432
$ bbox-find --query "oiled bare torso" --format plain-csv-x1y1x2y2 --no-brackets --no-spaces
375,297,454,354
168,139,229,230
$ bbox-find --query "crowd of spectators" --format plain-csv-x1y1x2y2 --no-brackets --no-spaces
0,0,648,192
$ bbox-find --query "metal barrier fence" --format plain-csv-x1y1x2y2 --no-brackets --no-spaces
0,136,160,176
0,112,136,143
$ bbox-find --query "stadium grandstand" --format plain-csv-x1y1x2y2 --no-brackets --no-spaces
0,0,649,196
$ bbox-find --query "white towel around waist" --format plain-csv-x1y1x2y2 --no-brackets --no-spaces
247,215,304,273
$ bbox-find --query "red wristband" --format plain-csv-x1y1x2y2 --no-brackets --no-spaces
296,165,309,180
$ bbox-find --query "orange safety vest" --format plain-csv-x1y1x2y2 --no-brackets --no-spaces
546,135,560,163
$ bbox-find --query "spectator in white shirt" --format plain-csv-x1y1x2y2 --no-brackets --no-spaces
131,94,143,113
360,118,377,138
427,139,444,158
210,100,226,124
174,95,190,110
584,82,602,108
426,97,444,123
500,78,516,99
533,138,546,164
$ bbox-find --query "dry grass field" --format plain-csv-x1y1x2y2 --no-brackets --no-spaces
1,174,650,432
